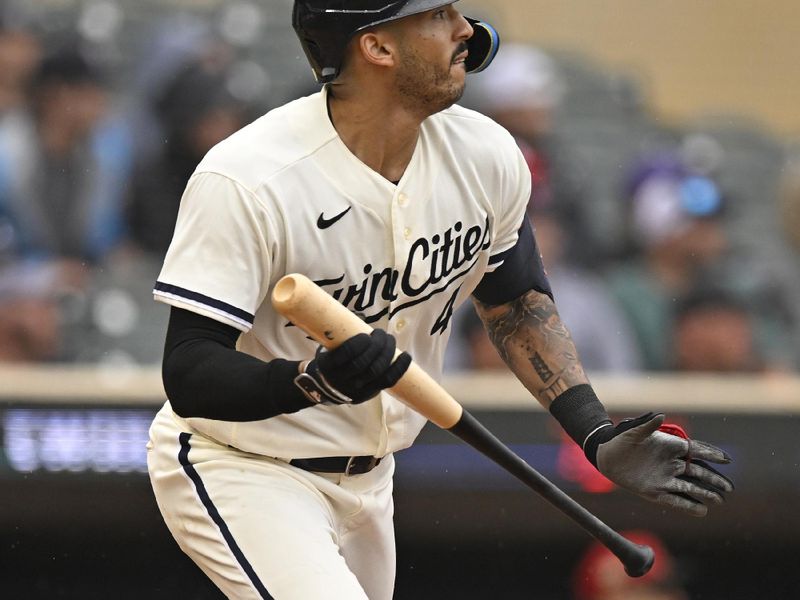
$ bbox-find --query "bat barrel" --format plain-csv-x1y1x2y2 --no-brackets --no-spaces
272,274,373,347
271,273,464,429
271,275,299,306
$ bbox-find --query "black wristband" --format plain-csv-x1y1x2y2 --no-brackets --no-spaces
548,384,612,453
294,357,354,405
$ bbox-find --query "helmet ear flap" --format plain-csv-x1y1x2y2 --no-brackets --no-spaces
464,18,500,74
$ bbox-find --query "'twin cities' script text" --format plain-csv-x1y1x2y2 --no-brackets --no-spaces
315,217,491,323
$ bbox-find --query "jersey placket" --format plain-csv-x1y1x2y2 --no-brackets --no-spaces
380,185,423,453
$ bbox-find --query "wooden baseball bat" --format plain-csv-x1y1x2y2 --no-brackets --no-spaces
271,273,655,577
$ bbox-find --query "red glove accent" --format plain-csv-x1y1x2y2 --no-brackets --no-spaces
658,423,692,472
658,423,688,440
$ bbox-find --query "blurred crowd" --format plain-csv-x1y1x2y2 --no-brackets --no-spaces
0,2,798,373
450,43,800,375
0,2,263,363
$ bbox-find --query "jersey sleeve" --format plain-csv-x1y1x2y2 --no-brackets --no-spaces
153,171,277,332
485,141,532,273
473,217,552,305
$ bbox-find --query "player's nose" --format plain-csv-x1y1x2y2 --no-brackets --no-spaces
453,8,473,40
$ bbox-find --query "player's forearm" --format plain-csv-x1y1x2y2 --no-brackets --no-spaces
163,307,312,421
473,289,589,408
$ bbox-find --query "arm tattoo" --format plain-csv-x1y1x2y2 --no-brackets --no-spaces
473,289,588,405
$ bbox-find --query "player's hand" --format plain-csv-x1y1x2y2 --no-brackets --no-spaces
294,329,411,405
587,413,734,517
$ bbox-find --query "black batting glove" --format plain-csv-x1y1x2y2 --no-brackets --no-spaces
294,329,411,405
587,413,734,517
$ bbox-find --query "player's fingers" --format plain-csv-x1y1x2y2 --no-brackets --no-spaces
363,329,396,377
328,333,372,367
653,491,708,517
687,439,732,464
376,351,411,388
621,413,664,442
651,431,691,458
669,476,724,506
342,329,385,374
686,459,734,493
676,476,727,507
351,342,409,390
338,330,389,374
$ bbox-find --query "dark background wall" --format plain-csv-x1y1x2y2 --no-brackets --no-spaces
2,402,798,599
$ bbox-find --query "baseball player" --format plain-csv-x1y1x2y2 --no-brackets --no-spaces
146,2,734,599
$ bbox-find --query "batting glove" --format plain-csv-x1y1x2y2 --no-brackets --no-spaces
294,329,411,405
586,413,734,517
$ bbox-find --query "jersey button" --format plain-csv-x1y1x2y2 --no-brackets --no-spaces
396,319,407,331
403,227,412,239
398,193,409,207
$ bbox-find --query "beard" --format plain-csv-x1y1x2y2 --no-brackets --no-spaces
395,41,467,116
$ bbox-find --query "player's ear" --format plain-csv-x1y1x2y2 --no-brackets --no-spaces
357,29,399,70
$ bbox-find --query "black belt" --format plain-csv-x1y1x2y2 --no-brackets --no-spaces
289,455,382,476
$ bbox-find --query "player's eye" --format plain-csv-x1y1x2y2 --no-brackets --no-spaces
433,8,446,19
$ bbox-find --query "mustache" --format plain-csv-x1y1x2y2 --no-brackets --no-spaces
452,42,469,62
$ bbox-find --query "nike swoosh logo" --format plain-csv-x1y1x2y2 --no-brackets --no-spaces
317,206,352,229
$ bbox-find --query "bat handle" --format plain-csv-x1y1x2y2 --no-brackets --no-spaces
621,544,655,577
450,411,655,577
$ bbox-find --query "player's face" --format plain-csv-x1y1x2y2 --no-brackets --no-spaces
393,5,473,114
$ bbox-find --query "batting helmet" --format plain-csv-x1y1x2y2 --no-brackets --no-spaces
292,0,500,83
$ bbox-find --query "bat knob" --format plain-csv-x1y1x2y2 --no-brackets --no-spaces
623,544,655,578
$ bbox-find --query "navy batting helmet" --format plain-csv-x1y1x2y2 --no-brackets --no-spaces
292,0,500,83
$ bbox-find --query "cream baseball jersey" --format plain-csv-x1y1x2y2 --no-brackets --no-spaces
154,87,530,459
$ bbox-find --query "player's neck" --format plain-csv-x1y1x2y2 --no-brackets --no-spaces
327,85,422,183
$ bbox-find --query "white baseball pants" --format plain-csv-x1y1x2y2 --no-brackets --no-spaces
147,406,396,600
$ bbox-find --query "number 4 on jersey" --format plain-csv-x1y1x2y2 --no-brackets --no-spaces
430,286,461,335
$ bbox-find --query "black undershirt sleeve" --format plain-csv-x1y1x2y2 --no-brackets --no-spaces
472,218,553,306
162,306,313,421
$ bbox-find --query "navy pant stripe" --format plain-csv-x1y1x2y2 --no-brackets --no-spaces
178,433,273,599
